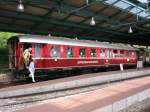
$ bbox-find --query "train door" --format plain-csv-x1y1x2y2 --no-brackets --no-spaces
16,43,33,70
8,40,16,69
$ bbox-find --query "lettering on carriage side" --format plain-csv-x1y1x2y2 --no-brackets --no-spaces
77,61,99,64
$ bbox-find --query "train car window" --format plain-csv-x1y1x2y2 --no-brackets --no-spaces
35,44,42,57
131,52,135,58
120,51,124,58
79,48,86,57
66,47,74,57
100,49,105,57
90,48,96,57
126,51,130,58
107,49,112,58
113,50,118,58
51,46,60,58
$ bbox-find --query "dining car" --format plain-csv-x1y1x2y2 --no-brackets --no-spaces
8,34,142,78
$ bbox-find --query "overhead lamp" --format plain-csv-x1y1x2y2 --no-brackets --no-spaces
90,17,96,26
86,0,89,5
17,0,24,12
128,26,133,33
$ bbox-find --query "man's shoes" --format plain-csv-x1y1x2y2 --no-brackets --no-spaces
32,80,36,83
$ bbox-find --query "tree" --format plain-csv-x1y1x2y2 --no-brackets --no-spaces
0,32,17,48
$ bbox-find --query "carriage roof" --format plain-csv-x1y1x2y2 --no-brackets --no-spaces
10,35,138,51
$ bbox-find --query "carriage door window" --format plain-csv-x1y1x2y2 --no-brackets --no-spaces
35,44,42,57
100,49,105,57
113,50,118,58
79,48,86,57
51,46,60,58
90,48,96,57
66,47,74,57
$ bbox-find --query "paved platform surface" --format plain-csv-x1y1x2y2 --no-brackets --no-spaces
0,73,11,82
0,68,150,98
17,76,150,112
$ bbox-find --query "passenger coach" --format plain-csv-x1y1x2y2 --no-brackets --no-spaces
8,35,139,74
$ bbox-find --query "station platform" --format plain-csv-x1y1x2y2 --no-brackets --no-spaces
0,73,11,83
0,68,150,98
17,76,150,112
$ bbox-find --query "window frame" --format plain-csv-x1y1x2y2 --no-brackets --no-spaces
50,45,61,58
90,48,97,57
120,50,124,58
106,49,112,58
113,49,118,58
66,46,74,58
126,51,130,58
79,47,86,57
34,43,42,58
131,51,135,58
100,48,105,58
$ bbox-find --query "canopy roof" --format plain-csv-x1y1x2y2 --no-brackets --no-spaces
0,0,150,45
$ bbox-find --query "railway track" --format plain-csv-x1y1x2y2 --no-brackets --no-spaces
1,75,150,112
0,68,150,112
0,79,128,112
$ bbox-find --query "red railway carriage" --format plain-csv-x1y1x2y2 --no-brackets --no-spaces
8,35,138,73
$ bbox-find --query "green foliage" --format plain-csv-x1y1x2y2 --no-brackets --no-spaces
0,32,17,72
0,48,8,64
0,32,17,48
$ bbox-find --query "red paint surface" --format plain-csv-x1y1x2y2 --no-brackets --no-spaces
34,58,137,69
12,39,138,70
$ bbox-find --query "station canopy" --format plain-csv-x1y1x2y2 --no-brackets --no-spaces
0,0,150,45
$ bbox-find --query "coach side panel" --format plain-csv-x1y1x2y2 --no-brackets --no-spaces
32,43,137,69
